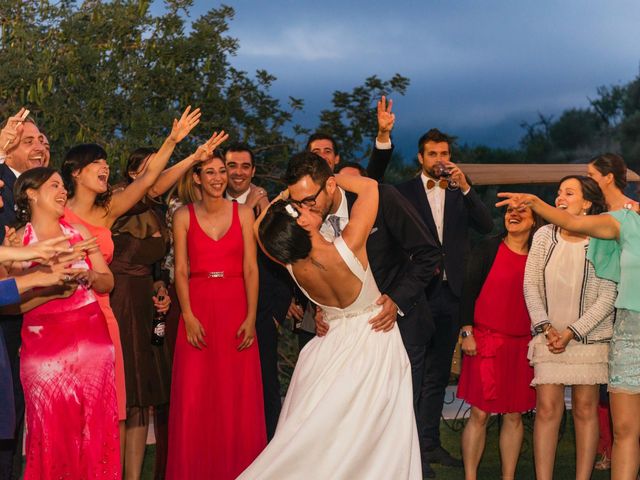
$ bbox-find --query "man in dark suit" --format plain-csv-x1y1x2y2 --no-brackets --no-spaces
0,116,47,479
285,152,441,468
224,143,292,441
373,127,494,473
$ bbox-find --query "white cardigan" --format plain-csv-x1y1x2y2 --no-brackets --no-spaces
523,224,616,343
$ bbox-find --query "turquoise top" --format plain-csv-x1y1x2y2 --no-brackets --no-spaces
587,208,640,312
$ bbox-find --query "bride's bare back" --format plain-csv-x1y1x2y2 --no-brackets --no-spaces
290,242,367,309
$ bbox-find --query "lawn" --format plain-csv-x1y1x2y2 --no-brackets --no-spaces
140,414,612,479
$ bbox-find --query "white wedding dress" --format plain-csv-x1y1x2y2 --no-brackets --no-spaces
238,236,421,480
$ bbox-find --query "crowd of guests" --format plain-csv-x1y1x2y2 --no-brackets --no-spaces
0,97,638,480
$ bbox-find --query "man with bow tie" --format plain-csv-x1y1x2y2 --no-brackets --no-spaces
373,124,494,476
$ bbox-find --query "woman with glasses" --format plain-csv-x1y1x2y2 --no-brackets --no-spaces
166,153,264,480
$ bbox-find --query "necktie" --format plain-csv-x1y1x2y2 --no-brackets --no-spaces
327,215,342,237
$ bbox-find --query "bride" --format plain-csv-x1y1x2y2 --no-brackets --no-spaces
238,168,420,479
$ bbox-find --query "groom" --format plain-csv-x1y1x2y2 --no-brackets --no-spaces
285,151,440,395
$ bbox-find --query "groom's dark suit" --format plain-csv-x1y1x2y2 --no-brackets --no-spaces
344,184,440,383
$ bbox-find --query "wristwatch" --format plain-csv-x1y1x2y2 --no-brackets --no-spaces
460,330,473,339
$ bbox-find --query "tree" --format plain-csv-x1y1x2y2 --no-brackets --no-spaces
315,74,410,162
0,0,303,179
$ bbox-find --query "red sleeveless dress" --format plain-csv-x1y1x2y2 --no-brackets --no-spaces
166,202,266,480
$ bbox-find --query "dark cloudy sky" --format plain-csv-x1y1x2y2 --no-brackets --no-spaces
181,1,640,156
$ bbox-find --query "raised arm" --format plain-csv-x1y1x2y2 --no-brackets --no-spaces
108,106,202,220
147,131,228,199
367,96,395,181
497,192,620,240
336,174,379,255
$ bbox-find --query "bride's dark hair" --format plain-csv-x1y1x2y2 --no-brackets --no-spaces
259,200,311,264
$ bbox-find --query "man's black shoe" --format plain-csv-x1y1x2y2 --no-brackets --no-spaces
422,462,436,478
424,446,463,467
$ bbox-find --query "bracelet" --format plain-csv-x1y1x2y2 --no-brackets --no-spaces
543,324,552,337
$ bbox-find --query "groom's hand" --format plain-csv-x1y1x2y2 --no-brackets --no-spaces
369,294,397,332
315,308,329,337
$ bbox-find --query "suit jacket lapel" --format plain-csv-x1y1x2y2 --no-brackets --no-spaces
443,188,458,246
411,177,440,246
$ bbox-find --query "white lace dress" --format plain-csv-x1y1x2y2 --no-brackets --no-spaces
237,237,421,480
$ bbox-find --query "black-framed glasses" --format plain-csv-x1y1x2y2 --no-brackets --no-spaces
289,182,326,207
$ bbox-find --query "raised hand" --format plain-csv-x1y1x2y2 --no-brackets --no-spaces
0,108,29,152
192,130,229,162
236,318,256,351
169,106,202,144
496,192,539,210
376,96,395,143
445,162,470,191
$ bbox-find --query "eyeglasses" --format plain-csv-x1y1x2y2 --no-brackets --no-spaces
289,182,326,208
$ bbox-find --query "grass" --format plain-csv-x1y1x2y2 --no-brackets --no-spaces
140,414,612,479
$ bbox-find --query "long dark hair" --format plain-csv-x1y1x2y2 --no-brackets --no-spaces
589,153,627,192
125,147,156,184
258,200,311,264
61,144,112,210
558,175,607,215
13,167,58,228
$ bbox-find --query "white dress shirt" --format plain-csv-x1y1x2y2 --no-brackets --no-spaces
320,187,349,242
225,188,250,204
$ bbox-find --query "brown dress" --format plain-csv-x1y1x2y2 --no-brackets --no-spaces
110,199,172,408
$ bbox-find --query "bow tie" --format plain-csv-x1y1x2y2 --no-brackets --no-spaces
426,178,449,190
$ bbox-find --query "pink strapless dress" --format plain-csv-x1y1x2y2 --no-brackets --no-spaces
64,207,126,420
20,220,120,479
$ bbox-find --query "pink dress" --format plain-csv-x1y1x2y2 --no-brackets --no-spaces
64,207,126,420
20,220,120,479
167,202,266,480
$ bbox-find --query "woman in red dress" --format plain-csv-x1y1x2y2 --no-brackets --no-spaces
457,205,540,480
167,153,264,480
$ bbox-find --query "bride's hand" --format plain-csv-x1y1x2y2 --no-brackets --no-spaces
236,318,256,351
184,313,207,349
